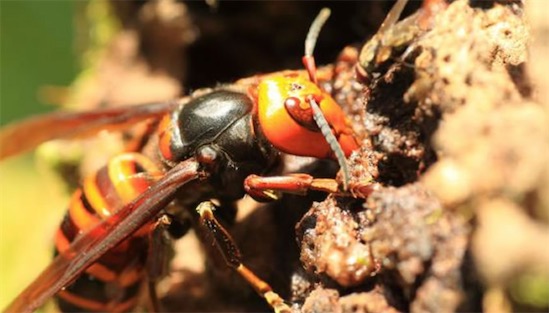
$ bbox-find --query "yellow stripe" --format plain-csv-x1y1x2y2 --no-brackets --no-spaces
54,228,70,254
109,154,160,238
57,289,140,312
108,154,139,204
85,262,118,282
55,230,142,285
82,171,111,218
68,190,101,233
108,296,140,313
158,115,175,161
109,153,160,204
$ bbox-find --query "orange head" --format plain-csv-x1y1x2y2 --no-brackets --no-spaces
255,71,358,159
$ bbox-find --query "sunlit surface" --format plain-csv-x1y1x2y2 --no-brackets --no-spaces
0,155,68,310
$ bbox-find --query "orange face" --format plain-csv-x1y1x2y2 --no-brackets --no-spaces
255,71,358,159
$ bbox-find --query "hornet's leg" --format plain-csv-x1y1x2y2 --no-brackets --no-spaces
244,173,378,202
145,215,174,313
196,201,291,313
145,213,193,312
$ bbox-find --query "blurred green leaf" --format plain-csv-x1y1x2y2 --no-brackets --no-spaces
0,1,76,125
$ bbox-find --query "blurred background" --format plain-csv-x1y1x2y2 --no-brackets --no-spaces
1,1,76,310
1,2,76,125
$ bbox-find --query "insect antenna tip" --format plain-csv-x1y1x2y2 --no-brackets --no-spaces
303,8,331,84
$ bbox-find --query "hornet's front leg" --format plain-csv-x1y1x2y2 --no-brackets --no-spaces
244,173,379,202
196,201,291,313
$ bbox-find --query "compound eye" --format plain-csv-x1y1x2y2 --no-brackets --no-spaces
284,96,318,131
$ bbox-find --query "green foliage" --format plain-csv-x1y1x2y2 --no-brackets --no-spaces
0,2,77,310
0,1,76,125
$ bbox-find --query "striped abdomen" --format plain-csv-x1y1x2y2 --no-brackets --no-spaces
54,153,161,312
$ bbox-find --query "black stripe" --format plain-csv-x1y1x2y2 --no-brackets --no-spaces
133,160,147,174
59,213,79,243
58,191,100,245
80,190,96,214
56,297,95,313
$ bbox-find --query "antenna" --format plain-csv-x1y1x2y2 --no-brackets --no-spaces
303,8,331,85
303,8,351,190
308,97,351,190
